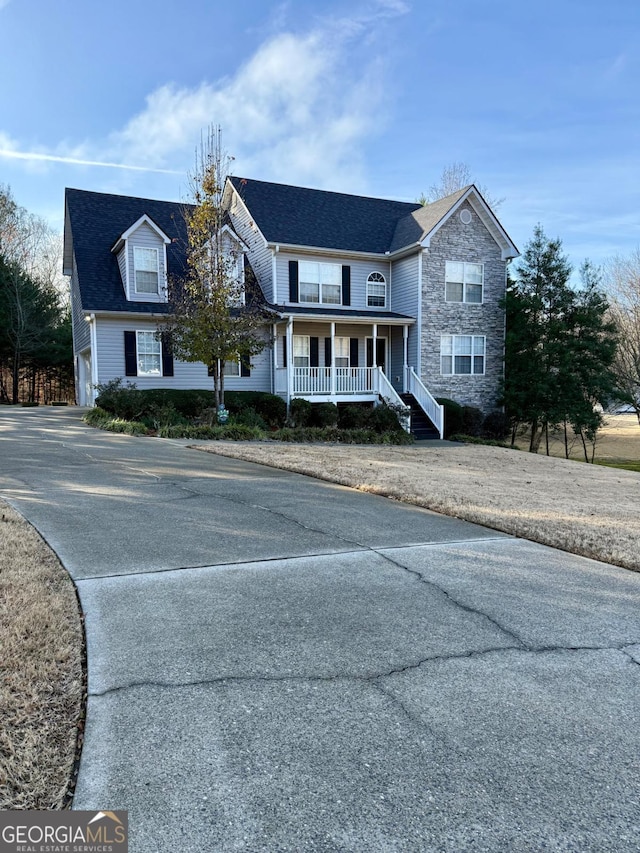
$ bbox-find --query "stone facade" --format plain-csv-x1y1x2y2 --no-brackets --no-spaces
420,199,507,413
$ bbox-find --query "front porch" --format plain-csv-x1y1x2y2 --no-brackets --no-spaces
272,317,411,405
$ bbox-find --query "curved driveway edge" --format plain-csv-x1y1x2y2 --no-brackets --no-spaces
1,407,639,853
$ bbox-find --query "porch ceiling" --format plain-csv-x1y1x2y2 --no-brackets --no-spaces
273,306,414,325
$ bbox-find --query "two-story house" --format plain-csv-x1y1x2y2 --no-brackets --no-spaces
64,177,518,437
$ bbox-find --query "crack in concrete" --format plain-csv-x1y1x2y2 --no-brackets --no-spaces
375,549,529,648
89,643,639,699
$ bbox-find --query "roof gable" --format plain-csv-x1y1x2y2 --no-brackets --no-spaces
64,189,190,314
391,185,518,259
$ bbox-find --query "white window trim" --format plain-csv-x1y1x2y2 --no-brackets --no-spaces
133,246,160,295
366,272,387,308
298,261,342,306
445,261,484,304
334,336,350,368
440,334,486,376
136,330,162,377
293,334,310,367
223,356,240,377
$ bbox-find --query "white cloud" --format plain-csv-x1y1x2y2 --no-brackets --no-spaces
0,0,408,190
101,0,407,190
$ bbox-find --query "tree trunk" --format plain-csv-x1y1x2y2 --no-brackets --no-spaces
529,418,543,453
563,420,569,459
12,351,20,404
545,421,549,456
579,429,589,463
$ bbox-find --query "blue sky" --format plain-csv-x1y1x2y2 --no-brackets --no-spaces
1,0,638,273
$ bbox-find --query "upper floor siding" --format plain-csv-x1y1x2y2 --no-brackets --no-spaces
274,251,392,312
70,252,91,355
228,189,275,302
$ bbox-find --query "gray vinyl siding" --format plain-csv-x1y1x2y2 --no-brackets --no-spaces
94,317,271,392
276,252,391,311
420,200,506,411
390,252,420,374
228,190,274,302
70,252,90,354
116,246,126,291
126,223,167,304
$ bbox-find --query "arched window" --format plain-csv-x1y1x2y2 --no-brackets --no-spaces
367,272,386,307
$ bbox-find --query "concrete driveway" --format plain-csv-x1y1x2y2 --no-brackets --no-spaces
1,407,639,852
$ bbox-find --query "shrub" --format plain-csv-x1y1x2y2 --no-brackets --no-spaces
225,391,287,427
288,398,313,427
309,402,339,428
461,405,484,437
233,407,267,429
270,426,413,445
368,403,405,434
436,397,463,439
338,404,372,429
157,423,264,440
482,410,510,440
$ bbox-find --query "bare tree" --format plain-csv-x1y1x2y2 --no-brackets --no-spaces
605,249,640,424
418,162,504,210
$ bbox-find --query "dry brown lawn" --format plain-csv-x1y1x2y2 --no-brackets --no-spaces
513,413,640,464
0,501,84,809
195,416,640,573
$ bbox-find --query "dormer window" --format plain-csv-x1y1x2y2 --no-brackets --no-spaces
134,247,159,294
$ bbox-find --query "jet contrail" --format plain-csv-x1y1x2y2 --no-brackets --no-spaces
0,148,181,174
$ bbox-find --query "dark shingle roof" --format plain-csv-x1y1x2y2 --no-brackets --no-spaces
65,188,191,313
229,176,422,254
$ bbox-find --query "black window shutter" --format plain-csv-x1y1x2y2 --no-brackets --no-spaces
161,333,174,377
207,364,214,377
289,261,299,303
124,331,137,376
240,356,251,377
342,266,351,306
366,338,374,367
350,338,359,368
324,337,332,367
310,337,319,368
282,336,287,368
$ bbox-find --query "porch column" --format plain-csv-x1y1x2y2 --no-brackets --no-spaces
330,321,336,397
286,316,294,403
272,323,278,394
403,324,409,392
372,323,378,395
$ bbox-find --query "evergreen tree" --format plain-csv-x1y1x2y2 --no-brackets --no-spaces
503,227,617,456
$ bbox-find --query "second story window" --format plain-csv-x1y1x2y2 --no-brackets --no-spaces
445,261,483,304
367,272,386,307
134,247,159,294
299,261,341,305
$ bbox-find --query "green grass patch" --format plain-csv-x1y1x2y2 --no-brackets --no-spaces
594,460,640,472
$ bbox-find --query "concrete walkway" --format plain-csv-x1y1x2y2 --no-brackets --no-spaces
1,407,639,853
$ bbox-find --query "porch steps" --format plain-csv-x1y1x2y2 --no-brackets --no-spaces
399,393,440,441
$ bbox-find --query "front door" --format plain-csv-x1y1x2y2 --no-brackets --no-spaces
366,337,387,372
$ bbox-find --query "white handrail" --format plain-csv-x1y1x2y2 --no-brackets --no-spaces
374,367,411,433
406,367,444,439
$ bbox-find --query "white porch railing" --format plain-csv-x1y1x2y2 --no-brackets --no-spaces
374,367,411,432
293,366,377,396
406,366,444,439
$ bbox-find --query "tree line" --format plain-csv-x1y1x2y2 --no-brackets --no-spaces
0,187,73,404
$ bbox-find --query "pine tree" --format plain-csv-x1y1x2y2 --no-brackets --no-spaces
503,227,617,456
